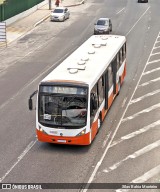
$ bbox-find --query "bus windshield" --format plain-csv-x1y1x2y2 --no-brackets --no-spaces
38,87,87,128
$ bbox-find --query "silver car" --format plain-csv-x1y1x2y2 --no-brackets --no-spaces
50,7,70,22
94,18,112,35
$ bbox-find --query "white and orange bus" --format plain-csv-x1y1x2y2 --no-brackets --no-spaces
29,35,126,145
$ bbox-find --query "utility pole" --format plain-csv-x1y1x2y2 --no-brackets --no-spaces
49,0,52,10
0,0,5,21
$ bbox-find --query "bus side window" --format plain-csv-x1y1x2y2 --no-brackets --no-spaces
120,49,123,65
117,54,120,69
90,85,98,120
122,43,126,61
98,76,105,106
111,58,117,94
108,64,113,90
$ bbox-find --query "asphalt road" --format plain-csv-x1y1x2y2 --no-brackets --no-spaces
0,0,160,192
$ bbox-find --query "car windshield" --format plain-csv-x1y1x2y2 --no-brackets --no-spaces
38,85,88,128
53,9,64,13
97,20,108,26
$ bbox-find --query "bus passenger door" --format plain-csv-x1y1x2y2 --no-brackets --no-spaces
90,85,98,124
111,58,117,95
104,71,108,110
108,64,114,108
90,85,98,140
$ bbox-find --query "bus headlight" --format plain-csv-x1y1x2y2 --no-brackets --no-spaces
76,129,86,136
39,126,48,135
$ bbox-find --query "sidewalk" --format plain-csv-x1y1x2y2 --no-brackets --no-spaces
0,0,85,48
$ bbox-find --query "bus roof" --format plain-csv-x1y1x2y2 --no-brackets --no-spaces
41,35,126,88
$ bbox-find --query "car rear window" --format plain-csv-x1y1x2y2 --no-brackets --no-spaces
97,20,108,25
53,9,63,13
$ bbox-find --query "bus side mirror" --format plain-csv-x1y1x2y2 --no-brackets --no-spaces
28,98,33,110
28,90,38,111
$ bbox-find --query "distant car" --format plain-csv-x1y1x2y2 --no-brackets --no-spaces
50,7,70,22
138,0,148,2
94,18,112,35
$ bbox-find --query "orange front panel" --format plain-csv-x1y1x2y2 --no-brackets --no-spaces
37,129,90,145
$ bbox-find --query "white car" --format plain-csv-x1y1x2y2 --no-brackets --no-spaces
50,7,70,22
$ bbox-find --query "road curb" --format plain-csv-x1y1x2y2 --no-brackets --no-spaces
34,14,50,27
65,0,85,7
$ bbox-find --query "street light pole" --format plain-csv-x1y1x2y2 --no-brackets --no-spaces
2,4,4,21
0,0,5,21
49,0,52,10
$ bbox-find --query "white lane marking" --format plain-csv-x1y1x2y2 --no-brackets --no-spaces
103,140,160,173
126,6,150,36
147,58,160,65
116,8,125,14
110,120,160,147
102,131,111,148
153,45,160,50
143,67,160,75
80,32,160,192
116,165,160,192
130,89,160,104
138,77,160,87
121,97,127,108
122,103,160,123
0,139,37,182
132,164,160,183
151,51,160,56
110,32,160,188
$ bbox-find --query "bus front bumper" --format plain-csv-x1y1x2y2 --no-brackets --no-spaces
36,129,91,145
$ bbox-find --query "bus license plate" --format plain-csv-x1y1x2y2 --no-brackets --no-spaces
57,140,66,143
